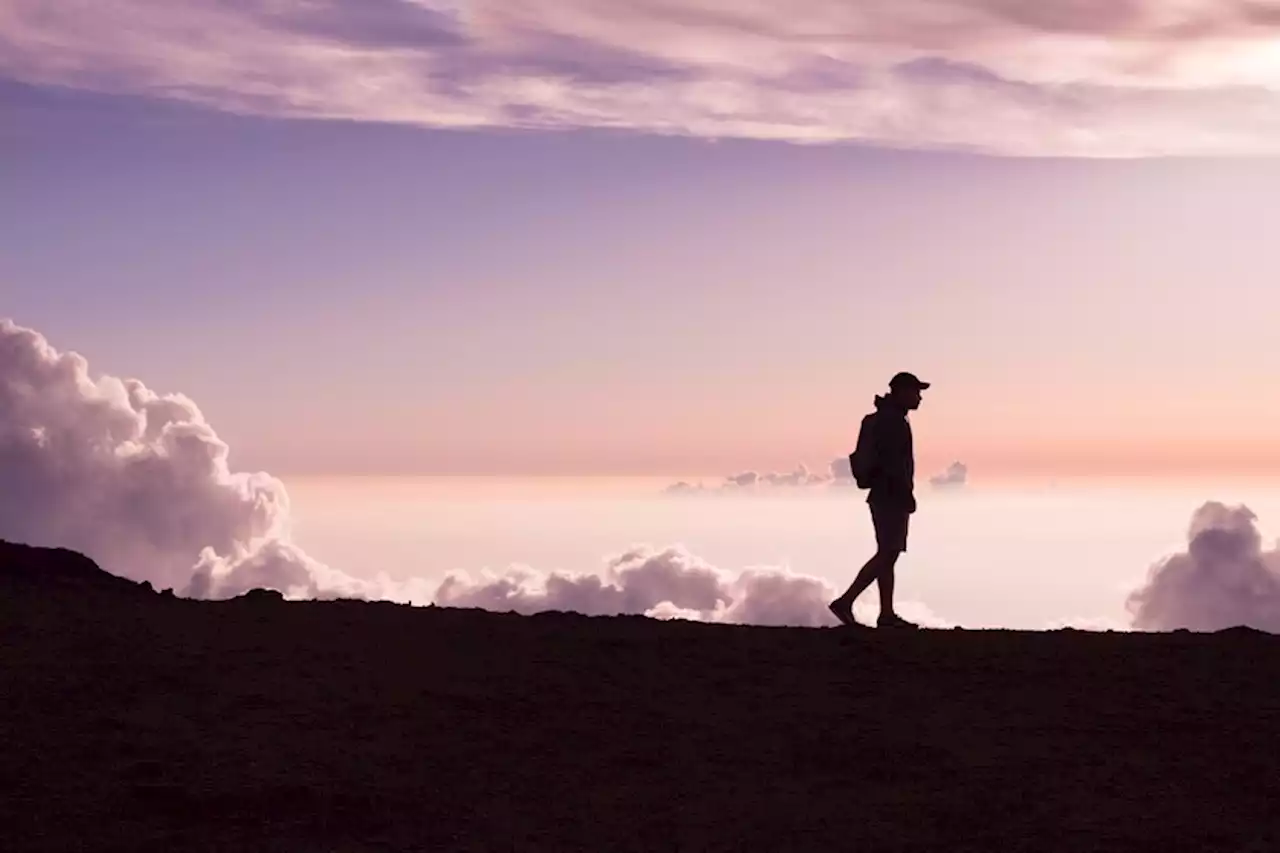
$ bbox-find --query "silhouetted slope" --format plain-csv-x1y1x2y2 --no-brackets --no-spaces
2,543,1279,852
0,539,155,596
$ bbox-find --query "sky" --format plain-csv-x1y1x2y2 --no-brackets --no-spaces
4,312,1280,630
5,0,1280,480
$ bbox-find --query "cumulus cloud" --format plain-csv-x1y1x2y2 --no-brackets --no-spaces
0,317,395,601
1127,502,1280,633
3,317,915,627
438,544,955,628
7,1,1280,154
929,461,968,489
436,545,840,626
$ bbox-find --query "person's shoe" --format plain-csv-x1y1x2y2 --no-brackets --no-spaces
828,598,866,628
876,612,920,630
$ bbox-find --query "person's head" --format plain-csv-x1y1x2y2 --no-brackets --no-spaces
888,372,930,411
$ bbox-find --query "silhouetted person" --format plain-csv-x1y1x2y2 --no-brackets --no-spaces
829,372,929,630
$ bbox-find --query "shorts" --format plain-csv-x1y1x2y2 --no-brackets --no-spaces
870,503,911,554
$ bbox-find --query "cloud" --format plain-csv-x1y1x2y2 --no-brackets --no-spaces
8,1,1280,154
215,0,469,51
665,460,852,494
437,544,956,628
2,317,923,627
662,480,707,495
665,453,970,494
929,461,968,488
437,545,836,626
0,317,390,601
727,464,831,488
1127,502,1280,633
828,455,857,484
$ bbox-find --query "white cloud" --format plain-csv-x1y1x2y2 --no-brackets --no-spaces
1127,501,1280,632
0,317,388,600
6,0,1280,155
437,546,956,628
435,545,842,626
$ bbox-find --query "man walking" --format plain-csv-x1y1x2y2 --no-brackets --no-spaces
829,371,929,630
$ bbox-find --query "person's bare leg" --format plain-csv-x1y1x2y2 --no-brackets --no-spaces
877,559,896,618
874,512,919,628
829,551,892,626
875,557,921,629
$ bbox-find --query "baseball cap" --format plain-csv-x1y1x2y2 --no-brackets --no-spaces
889,371,931,391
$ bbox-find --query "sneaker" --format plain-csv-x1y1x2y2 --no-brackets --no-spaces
827,598,866,628
877,612,920,630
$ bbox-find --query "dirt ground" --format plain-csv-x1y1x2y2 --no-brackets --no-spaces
4,540,1280,852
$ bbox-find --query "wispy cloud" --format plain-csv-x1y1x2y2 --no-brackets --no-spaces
664,458,970,494
929,461,968,489
665,462,840,494
6,0,1280,154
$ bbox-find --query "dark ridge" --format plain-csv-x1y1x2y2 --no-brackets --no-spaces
2,541,1279,851
0,540,287,603
0,538,156,596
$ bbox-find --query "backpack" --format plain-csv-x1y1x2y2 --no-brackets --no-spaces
848,414,877,490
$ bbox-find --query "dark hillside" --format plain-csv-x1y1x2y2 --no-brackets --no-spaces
3,540,1278,852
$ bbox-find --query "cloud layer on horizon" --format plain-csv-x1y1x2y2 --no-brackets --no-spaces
665,458,968,494
664,460,844,494
7,0,1280,155
0,316,901,626
6,316,1279,632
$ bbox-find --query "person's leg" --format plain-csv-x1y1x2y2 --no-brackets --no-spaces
875,510,919,628
877,558,895,616
839,549,894,603
829,504,900,625
875,510,907,615
829,551,888,626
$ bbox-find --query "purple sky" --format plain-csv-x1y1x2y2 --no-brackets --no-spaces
10,0,1280,155
5,4,1280,479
